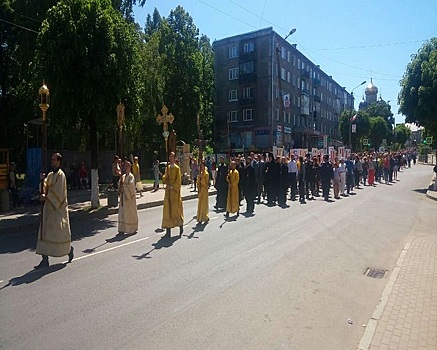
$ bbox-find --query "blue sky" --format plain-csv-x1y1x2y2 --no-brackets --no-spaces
134,0,437,125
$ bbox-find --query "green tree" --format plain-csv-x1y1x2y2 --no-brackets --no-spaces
34,0,144,208
338,109,370,150
399,38,437,138
369,117,389,150
158,6,203,145
394,124,411,147
0,0,58,163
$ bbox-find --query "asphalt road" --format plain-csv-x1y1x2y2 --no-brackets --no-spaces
0,164,435,350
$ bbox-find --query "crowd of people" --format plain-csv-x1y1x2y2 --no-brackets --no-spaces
213,150,418,214
31,148,422,268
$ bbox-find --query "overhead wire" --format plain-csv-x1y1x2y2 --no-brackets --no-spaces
200,0,406,80
0,18,39,33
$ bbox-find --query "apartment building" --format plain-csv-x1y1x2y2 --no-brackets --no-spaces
213,27,354,153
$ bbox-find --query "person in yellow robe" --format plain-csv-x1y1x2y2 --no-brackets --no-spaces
196,162,209,224
162,152,184,238
226,161,240,218
132,156,143,197
118,161,138,234
35,153,73,269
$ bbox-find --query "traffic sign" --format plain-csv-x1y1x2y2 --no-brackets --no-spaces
426,136,433,145
362,139,369,146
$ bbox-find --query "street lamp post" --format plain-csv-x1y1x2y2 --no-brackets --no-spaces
349,80,366,151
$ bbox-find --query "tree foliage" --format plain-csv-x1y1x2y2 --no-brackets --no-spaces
369,116,389,149
34,0,144,169
394,123,411,146
398,38,437,138
0,0,58,163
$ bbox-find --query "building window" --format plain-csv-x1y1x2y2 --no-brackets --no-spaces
297,96,301,107
243,109,253,121
229,110,238,122
283,111,286,122
292,74,296,86
240,61,254,74
229,67,239,80
287,71,291,83
287,112,291,124
243,41,254,53
276,109,280,121
293,55,296,66
243,87,254,99
281,67,286,80
297,78,300,90
297,58,301,69
287,51,291,62
281,47,286,59
229,46,238,58
229,89,238,101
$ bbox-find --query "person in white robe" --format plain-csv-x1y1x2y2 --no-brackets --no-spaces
35,153,73,269
118,161,138,234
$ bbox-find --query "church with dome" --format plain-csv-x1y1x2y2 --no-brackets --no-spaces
358,78,384,109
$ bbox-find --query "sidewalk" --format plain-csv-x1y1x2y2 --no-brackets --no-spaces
358,236,437,350
0,184,216,235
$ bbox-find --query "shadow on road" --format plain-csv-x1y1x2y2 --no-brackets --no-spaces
132,234,180,260
413,188,429,194
186,221,209,239
82,231,136,254
0,263,66,290
0,217,115,255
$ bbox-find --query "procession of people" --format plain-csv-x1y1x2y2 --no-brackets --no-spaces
33,148,419,269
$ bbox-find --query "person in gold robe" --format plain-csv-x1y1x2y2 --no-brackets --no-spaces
132,156,143,197
226,161,240,218
35,153,73,269
196,162,209,224
118,161,138,234
162,152,184,238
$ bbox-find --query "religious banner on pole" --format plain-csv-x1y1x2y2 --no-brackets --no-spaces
351,124,357,133
329,146,335,161
345,149,351,158
312,148,318,157
300,149,308,157
338,146,345,159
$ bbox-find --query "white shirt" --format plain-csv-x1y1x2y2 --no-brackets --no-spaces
288,160,298,173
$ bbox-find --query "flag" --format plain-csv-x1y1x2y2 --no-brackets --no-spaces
350,114,357,122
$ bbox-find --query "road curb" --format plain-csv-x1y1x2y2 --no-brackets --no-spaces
0,190,217,235
356,241,411,350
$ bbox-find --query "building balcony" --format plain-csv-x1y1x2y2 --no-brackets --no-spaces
300,106,310,116
313,78,321,87
292,126,320,135
239,73,257,84
301,89,310,96
239,98,255,106
301,69,310,79
313,95,321,103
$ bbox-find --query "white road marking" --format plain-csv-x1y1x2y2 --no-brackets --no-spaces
66,236,150,263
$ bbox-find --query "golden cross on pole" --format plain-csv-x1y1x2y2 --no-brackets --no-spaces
156,104,175,159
